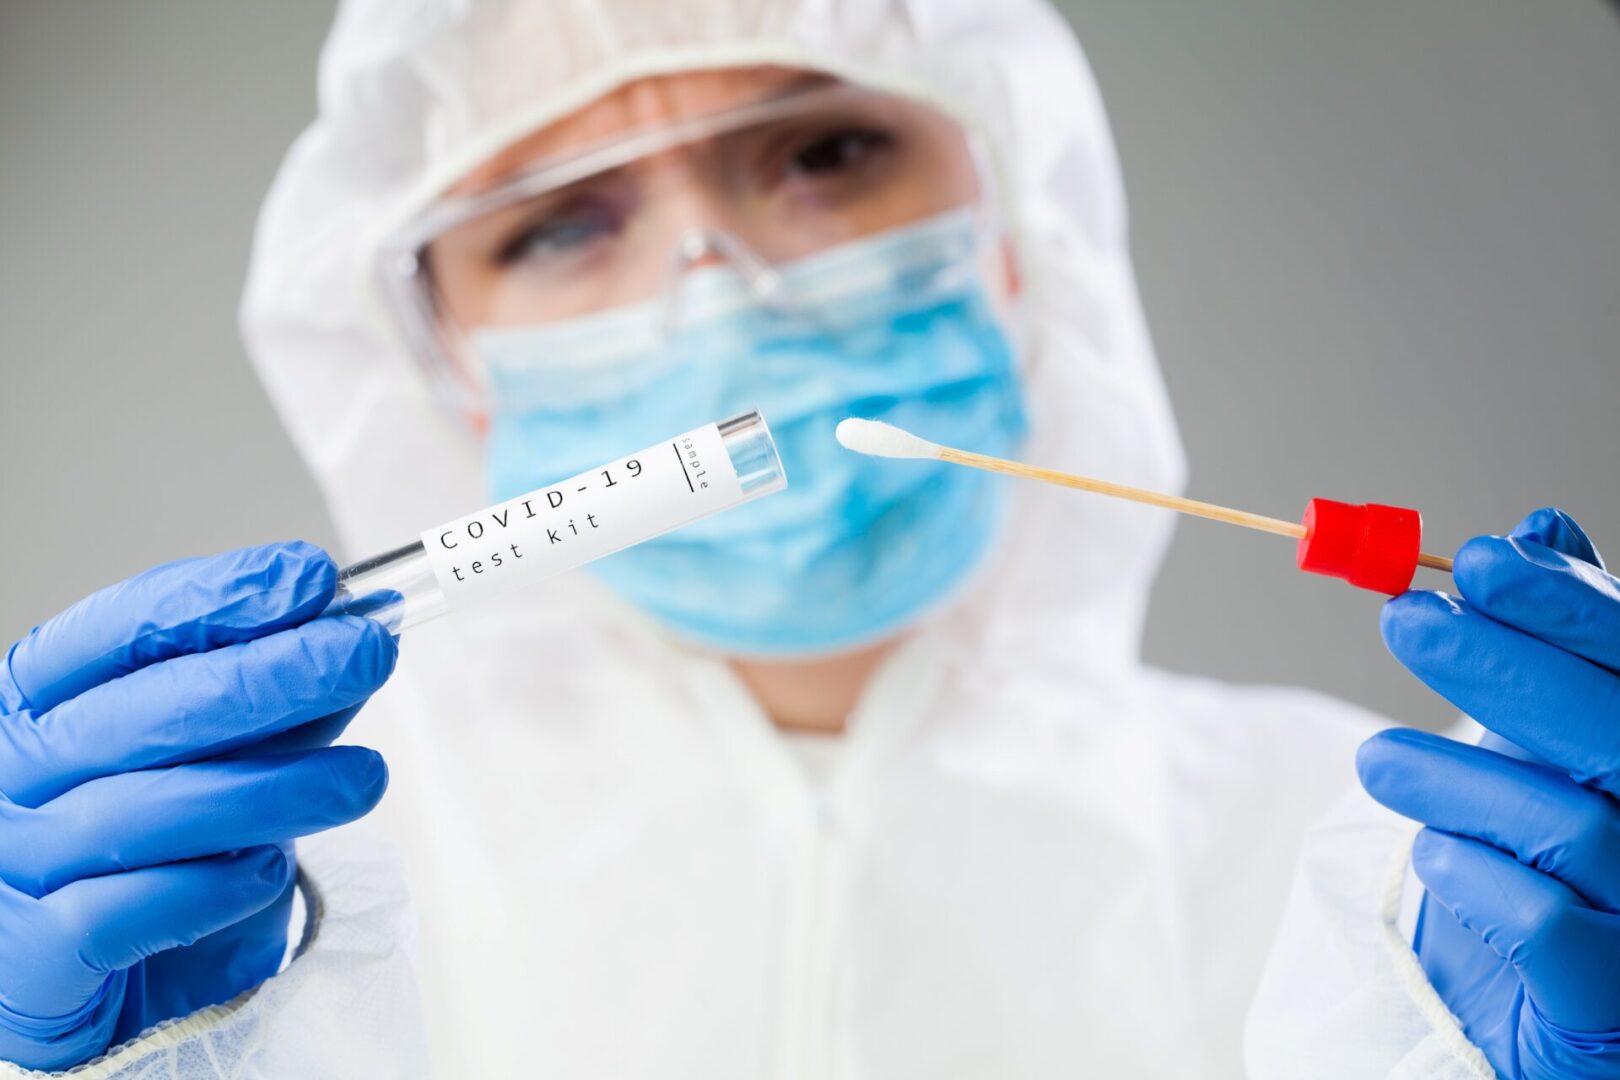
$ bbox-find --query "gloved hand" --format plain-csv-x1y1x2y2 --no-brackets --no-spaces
0,542,396,1071
1358,507,1620,1078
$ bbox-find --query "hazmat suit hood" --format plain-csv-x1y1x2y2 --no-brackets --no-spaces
241,0,1188,674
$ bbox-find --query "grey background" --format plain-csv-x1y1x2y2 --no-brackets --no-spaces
1,2,1615,730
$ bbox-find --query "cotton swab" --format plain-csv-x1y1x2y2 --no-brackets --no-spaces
835,418,1453,595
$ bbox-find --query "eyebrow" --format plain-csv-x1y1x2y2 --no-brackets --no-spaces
453,71,847,200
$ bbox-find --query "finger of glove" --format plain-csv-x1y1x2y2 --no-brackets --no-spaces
1472,509,1601,767
1,543,336,716
1360,729,1620,912
1413,828,1620,1034
0,747,386,896
0,846,290,1021
220,703,366,760
0,967,124,1073
0,616,394,808
120,871,298,1042
1454,533,1620,676
1382,591,1620,795
65,845,293,976
1510,506,1604,569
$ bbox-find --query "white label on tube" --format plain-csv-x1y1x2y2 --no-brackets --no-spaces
421,422,744,607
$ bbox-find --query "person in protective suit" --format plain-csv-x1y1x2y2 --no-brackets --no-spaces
2,1,1616,1077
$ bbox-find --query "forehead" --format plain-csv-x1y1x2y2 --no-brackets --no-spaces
450,66,833,196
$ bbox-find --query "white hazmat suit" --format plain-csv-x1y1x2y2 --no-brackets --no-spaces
7,0,1500,1076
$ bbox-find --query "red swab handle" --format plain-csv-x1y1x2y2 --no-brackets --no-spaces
1296,498,1423,595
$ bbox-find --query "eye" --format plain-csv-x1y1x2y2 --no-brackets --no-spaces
494,199,621,267
785,127,895,179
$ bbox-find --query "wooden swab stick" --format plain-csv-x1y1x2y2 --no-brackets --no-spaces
835,418,1455,577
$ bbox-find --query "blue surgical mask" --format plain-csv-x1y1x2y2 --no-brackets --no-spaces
477,209,1028,656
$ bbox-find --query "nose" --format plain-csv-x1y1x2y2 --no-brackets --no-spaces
655,228,787,340
645,170,790,335
668,229,783,302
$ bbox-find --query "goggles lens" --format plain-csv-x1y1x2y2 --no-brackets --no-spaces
381,80,991,403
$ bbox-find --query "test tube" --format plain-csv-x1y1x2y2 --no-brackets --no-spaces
322,410,786,633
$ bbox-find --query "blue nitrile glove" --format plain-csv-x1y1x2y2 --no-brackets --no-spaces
1358,508,1620,1078
0,542,396,1071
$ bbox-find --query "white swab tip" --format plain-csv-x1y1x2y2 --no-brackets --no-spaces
835,418,942,460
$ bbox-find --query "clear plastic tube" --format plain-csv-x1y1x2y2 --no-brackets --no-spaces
321,411,785,633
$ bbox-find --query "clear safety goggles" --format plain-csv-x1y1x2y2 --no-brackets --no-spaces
375,79,999,416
